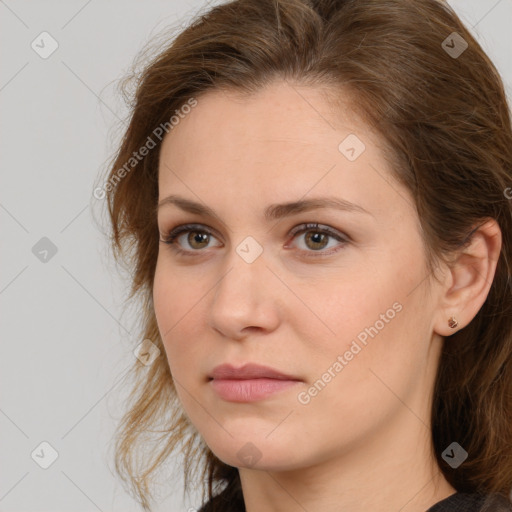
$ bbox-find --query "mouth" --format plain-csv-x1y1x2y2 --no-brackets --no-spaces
209,378,300,402
208,363,302,402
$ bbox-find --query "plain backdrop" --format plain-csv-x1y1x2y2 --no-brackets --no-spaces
1,1,511,511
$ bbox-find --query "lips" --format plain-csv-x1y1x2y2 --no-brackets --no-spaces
208,363,302,402
209,363,301,381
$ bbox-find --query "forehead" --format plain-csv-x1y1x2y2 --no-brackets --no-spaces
159,81,384,174
156,80,407,223
161,81,369,152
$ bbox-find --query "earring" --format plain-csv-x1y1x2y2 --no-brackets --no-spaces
448,316,458,329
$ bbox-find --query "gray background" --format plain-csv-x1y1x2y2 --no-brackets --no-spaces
1,1,511,511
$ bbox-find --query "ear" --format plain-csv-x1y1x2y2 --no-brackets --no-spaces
433,218,502,337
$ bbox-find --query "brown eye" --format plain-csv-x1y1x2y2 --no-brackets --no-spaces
303,231,330,250
186,231,211,249
287,223,348,255
160,224,222,253
160,222,348,258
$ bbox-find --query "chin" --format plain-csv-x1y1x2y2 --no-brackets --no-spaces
203,434,308,472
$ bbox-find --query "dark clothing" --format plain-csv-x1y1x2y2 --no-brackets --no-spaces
199,490,512,511
427,492,512,512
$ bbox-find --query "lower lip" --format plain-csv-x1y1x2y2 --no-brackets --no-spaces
210,378,300,402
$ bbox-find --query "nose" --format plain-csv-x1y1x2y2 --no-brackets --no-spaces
207,244,281,340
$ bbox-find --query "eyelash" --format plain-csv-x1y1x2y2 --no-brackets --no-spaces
159,222,349,258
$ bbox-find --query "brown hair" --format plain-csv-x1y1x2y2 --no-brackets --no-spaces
97,0,512,510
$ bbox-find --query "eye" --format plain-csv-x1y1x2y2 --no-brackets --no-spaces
159,222,349,257
159,223,222,255
286,223,348,256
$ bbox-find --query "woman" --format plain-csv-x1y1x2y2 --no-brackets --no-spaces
99,0,512,510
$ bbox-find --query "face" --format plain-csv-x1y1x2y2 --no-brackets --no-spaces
153,80,443,472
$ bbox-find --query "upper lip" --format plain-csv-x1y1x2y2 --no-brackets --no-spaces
209,363,300,381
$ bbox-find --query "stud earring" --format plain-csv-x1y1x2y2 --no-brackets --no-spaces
448,316,458,329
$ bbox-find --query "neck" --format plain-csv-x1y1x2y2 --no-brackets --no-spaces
239,410,456,512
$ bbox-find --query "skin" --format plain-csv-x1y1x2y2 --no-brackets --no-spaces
153,80,502,512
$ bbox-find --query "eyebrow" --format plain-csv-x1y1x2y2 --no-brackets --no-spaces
156,195,373,221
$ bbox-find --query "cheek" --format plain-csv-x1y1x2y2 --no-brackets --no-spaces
153,259,175,336
153,255,201,330
153,259,195,366
300,256,423,385
293,270,397,354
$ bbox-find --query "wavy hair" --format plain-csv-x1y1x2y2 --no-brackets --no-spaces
97,0,512,510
